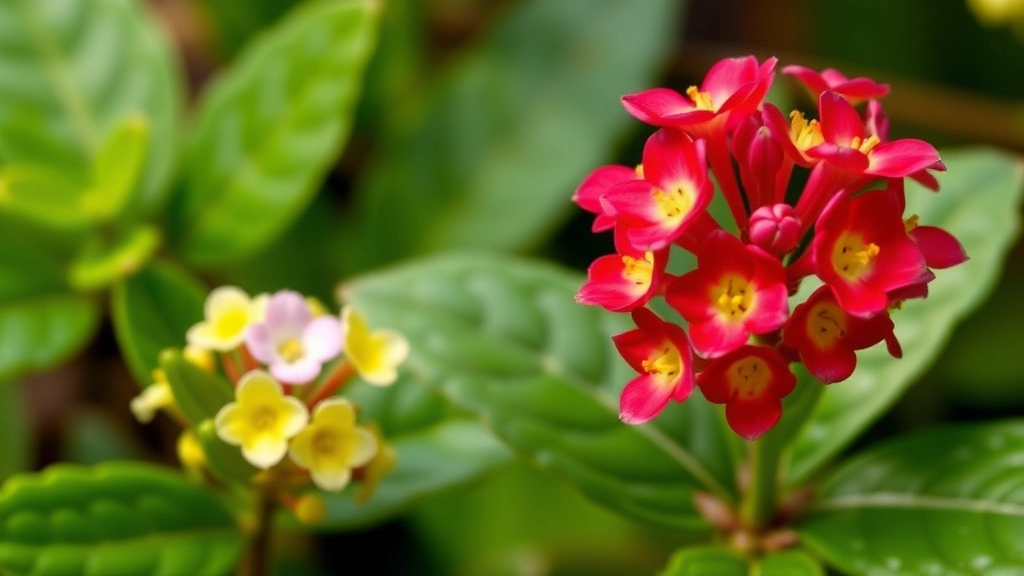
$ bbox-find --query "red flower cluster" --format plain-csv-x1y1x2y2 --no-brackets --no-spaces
574,56,966,440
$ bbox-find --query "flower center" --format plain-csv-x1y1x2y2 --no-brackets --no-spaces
789,111,823,151
727,357,771,397
651,186,694,222
213,307,249,340
621,253,655,287
832,233,880,280
251,406,278,432
641,344,682,386
686,86,716,111
850,134,880,155
278,338,305,363
714,275,754,320
808,302,847,348
313,430,338,456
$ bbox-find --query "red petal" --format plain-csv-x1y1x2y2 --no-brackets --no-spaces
818,91,865,145
912,226,967,269
867,139,943,177
619,374,676,424
622,88,695,125
782,64,829,95
726,395,783,440
574,165,637,213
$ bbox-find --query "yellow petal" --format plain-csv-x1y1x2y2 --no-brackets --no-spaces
242,434,289,469
129,381,173,423
341,306,409,387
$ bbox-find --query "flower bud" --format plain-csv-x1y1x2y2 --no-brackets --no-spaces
748,203,801,255
294,493,327,526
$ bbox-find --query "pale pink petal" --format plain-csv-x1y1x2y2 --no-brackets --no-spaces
266,291,311,337
272,359,321,385
244,323,276,364
302,316,343,362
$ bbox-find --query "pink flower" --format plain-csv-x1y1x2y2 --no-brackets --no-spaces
614,308,695,424
782,65,890,104
697,345,796,440
601,129,714,251
573,164,640,232
666,230,789,358
782,286,900,384
575,224,668,312
245,291,342,385
812,188,929,317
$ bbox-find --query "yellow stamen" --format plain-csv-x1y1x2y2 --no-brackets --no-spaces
789,111,824,151
850,134,880,155
728,357,771,397
713,275,754,320
278,339,304,363
833,233,880,280
686,86,716,111
808,302,847,348
904,214,920,233
621,253,655,287
651,186,694,221
641,345,682,384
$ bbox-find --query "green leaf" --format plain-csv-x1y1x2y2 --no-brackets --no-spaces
342,253,735,531
170,0,381,266
659,547,746,576
82,114,149,222
0,462,242,576
159,351,234,428
787,148,1024,485
0,0,181,220
67,225,161,291
111,260,207,386
0,383,32,482
196,0,296,57
196,419,258,485
758,550,825,576
0,223,100,380
799,420,1024,576
305,420,513,530
340,0,683,272
0,164,88,230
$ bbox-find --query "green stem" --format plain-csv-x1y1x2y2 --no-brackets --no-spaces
740,438,779,530
238,487,276,576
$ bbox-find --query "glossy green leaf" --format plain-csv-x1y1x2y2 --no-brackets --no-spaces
196,419,257,485
170,0,381,266
659,547,746,576
83,114,149,222
758,550,825,575
342,253,735,531
159,350,234,428
0,0,180,220
0,462,242,576
0,164,87,230
787,148,1024,485
111,260,207,386
340,0,682,271
68,225,161,291
0,383,31,482
304,419,513,530
800,420,1024,576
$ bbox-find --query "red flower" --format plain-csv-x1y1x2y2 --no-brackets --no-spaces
812,187,929,317
573,164,640,232
666,231,789,358
621,56,777,134
782,65,890,104
613,308,695,424
601,129,714,251
576,223,667,312
782,286,900,384
697,345,796,440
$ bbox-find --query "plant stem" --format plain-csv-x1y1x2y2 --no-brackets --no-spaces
238,487,276,576
740,438,779,530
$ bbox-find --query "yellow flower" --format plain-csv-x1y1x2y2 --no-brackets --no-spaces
341,306,409,386
130,369,174,423
183,343,216,373
177,429,207,471
968,0,1024,25
288,398,377,492
215,370,308,469
187,287,267,352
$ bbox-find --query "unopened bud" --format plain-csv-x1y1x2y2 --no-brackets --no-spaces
749,203,801,255
177,430,207,470
294,493,327,526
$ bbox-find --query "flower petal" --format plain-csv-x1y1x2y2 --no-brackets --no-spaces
302,316,343,363
618,373,675,425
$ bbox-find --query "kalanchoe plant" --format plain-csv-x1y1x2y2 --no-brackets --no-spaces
576,55,962,440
